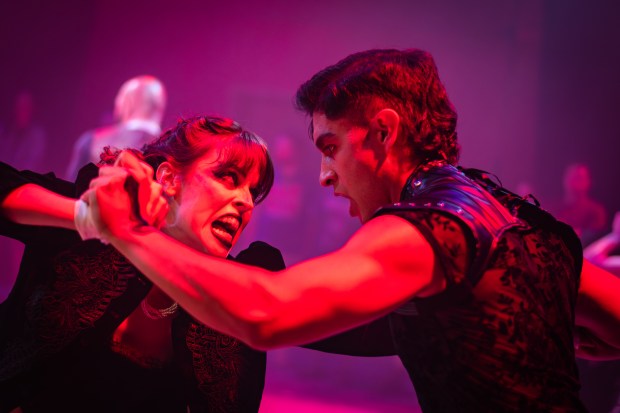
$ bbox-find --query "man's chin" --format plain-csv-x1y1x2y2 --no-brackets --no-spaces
348,200,361,218
358,207,377,224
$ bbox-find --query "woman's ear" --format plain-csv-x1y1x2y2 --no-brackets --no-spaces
156,162,181,197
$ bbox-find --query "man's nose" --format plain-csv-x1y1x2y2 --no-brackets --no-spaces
319,167,336,187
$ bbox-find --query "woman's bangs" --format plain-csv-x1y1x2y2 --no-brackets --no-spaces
217,134,274,204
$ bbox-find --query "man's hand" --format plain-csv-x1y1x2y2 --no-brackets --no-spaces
81,151,168,239
113,151,168,228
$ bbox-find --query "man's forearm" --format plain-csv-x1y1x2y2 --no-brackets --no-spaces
106,226,277,346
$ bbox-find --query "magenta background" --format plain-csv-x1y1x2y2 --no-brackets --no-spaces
1,0,619,411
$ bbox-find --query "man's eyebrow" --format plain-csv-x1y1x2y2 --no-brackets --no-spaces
314,133,334,149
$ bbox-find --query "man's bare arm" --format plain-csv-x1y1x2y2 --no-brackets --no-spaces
88,168,439,349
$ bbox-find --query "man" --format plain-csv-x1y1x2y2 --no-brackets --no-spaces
87,49,620,411
553,162,608,245
584,211,620,276
65,75,166,180
0,90,48,298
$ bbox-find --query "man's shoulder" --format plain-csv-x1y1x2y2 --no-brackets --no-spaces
348,214,436,259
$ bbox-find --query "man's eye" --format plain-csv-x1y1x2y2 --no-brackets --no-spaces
324,145,336,156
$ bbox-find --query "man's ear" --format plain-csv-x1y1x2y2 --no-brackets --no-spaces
156,162,181,197
371,108,401,148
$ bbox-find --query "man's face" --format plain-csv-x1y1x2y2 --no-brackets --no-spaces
564,164,591,196
163,148,259,257
312,112,390,223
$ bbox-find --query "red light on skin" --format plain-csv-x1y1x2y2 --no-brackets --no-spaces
574,259,620,360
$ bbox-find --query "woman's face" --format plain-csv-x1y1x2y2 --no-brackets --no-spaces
162,148,261,257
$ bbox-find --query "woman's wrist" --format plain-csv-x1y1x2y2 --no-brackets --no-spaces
74,199,108,243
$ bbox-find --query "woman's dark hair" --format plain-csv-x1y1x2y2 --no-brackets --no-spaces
100,115,274,204
295,49,459,165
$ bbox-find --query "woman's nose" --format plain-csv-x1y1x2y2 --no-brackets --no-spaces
233,187,254,211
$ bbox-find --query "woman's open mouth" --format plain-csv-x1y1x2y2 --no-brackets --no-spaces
211,215,241,249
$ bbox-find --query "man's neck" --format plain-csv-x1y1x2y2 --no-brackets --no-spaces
390,160,422,202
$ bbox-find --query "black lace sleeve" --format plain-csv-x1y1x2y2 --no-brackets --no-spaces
0,162,97,243
375,208,474,315
0,161,74,203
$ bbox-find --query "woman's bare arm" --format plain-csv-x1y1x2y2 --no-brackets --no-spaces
1,183,75,230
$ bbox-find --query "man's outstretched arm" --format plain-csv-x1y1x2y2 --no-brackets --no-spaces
87,162,441,350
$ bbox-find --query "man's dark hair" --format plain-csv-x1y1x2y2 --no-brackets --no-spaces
295,49,459,164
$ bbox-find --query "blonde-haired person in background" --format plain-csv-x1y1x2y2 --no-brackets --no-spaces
65,75,167,180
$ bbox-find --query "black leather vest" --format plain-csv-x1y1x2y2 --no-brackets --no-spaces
375,162,582,315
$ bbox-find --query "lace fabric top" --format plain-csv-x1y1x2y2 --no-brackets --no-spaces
0,161,280,413
374,164,586,412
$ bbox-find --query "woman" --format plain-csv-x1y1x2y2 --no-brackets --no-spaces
0,116,283,412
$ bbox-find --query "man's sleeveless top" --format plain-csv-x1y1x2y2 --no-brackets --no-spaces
374,162,586,412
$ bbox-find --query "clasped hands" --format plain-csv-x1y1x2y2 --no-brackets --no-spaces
77,151,169,242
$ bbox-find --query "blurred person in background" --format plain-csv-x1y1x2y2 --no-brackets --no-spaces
251,134,312,264
578,211,620,413
65,75,166,180
554,162,607,246
0,90,47,171
0,90,48,301
553,163,614,413
584,211,620,277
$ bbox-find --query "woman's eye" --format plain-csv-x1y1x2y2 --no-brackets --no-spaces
324,145,336,156
217,170,240,186
227,172,240,185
